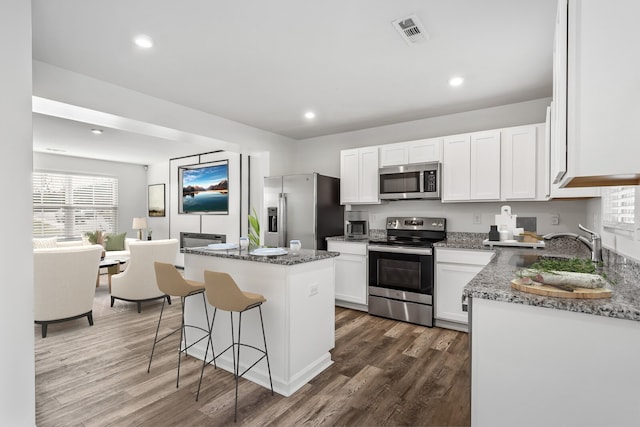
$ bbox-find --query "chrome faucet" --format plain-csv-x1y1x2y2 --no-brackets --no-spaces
543,224,602,263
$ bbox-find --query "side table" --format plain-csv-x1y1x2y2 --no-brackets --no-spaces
98,257,129,292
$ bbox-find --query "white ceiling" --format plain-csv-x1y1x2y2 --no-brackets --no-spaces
31,0,557,163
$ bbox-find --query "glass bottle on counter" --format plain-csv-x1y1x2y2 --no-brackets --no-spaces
488,225,500,241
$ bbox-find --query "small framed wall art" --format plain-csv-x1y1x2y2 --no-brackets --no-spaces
148,183,166,217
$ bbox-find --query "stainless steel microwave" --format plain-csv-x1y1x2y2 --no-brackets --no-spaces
378,162,441,200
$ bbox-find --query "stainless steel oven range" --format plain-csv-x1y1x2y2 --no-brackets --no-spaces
367,216,446,327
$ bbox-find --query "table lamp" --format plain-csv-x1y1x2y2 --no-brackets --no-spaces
132,217,148,240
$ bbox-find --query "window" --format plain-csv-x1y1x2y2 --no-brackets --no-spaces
602,186,637,232
33,172,118,238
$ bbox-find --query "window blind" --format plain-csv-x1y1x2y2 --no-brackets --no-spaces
33,172,118,238
602,186,636,231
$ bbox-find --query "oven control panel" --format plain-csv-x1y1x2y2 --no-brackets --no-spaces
386,217,445,231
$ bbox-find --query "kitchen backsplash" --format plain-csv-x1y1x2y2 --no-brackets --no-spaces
603,249,640,283
369,228,386,240
359,199,590,234
441,231,486,249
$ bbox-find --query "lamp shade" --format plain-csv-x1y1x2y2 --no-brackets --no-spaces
132,217,148,230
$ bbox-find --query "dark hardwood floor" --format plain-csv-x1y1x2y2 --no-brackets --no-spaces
35,274,470,426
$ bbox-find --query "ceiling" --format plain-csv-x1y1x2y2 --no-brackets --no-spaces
31,0,557,163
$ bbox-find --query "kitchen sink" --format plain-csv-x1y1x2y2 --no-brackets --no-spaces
507,254,568,268
508,254,543,268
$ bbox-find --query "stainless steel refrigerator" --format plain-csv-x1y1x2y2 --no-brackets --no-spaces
264,173,343,250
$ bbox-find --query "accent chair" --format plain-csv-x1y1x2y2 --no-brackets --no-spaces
110,239,179,312
34,244,104,338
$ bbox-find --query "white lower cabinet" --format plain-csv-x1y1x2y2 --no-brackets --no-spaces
471,298,640,427
435,248,494,331
327,240,368,311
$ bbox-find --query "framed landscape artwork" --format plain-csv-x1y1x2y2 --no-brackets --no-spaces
178,160,229,215
148,184,166,217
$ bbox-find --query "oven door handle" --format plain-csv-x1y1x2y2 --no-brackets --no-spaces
368,245,433,256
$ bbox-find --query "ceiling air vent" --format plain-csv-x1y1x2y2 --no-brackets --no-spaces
392,14,428,45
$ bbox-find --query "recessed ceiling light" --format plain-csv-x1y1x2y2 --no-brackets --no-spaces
134,35,154,49
90,128,103,135
449,76,464,87
304,111,316,120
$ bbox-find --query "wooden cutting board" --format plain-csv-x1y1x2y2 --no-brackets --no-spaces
511,278,612,299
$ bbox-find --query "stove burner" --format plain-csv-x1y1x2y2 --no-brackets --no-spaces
382,216,447,248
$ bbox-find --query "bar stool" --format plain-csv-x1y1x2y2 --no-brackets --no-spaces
148,262,215,388
196,270,273,422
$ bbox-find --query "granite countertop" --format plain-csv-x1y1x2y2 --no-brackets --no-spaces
325,235,369,243
444,239,640,322
182,247,339,266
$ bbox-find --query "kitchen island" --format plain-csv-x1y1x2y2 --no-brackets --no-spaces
459,242,640,427
182,247,339,397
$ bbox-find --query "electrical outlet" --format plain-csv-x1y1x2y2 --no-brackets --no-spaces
309,284,319,296
550,214,559,225
473,213,482,224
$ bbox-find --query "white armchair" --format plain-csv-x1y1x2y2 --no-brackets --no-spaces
34,244,103,338
110,239,180,312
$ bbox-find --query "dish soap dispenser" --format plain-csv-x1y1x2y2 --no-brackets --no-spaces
488,225,500,241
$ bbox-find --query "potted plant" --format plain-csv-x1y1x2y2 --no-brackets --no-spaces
84,230,105,258
84,230,102,245
248,208,260,249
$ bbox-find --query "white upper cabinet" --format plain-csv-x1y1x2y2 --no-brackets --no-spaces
547,104,599,199
379,137,442,167
408,138,442,164
340,149,359,203
501,125,538,200
556,0,640,187
444,125,571,202
551,0,568,185
443,131,501,202
442,134,471,201
470,131,501,200
340,146,380,204
379,142,409,167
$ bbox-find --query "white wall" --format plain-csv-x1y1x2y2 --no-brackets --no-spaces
34,152,148,238
147,160,171,240
359,199,588,234
292,97,552,177
1,1,35,425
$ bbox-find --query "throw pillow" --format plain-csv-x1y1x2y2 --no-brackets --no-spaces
33,236,58,249
104,232,127,251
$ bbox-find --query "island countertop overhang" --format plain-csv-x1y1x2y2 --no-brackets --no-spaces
182,246,339,266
